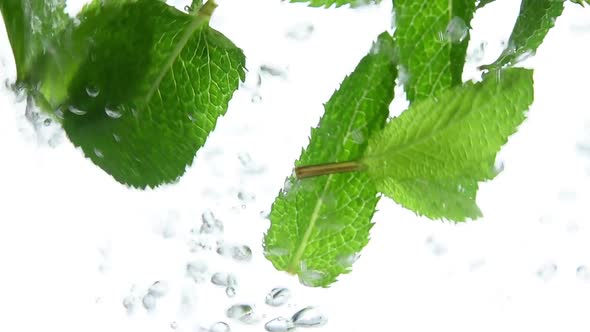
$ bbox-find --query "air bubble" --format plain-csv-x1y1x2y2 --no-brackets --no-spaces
105,107,123,119
122,295,135,314
291,306,327,327
576,265,590,281
226,304,256,324
265,287,291,307
94,148,104,158
350,129,365,144
209,322,231,332
445,17,468,43
226,287,236,297
86,85,100,98
211,272,238,287
286,23,314,41
200,210,224,235
142,293,156,310
264,317,294,332
217,244,252,262
68,106,87,116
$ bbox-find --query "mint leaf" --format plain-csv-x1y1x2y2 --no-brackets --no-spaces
482,0,564,70
363,68,534,221
264,33,397,287
570,0,590,6
393,0,476,102
476,0,495,9
290,0,381,8
32,0,244,187
0,0,72,81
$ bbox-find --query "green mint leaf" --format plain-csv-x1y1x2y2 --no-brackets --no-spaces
363,68,534,221
0,0,72,81
49,0,244,188
476,0,495,9
394,0,476,102
570,0,590,6
290,0,381,8
264,33,397,287
483,0,564,70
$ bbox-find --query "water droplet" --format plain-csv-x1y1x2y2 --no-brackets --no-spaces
226,286,236,297
43,118,52,126
251,94,262,103
94,148,104,158
68,105,87,116
122,295,135,314
260,64,288,78
226,304,256,323
576,265,590,280
291,307,327,327
170,321,178,329
148,281,169,297
142,293,156,310
445,17,468,43
286,23,314,41
218,244,252,262
86,85,100,98
398,65,410,85
536,262,557,281
210,322,230,332
200,210,224,234
211,272,238,287
188,113,197,122
105,106,123,119
184,5,191,12
113,134,121,142
350,129,365,144
265,287,291,307
265,317,294,332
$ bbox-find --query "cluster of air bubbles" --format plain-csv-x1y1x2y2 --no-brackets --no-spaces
286,22,314,41
536,262,558,281
199,210,224,235
22,96,63,147
264,307,327,332
439,16,468,44
186,260,208,283
211,272,238,298
298,262,327,287
122,281,169,313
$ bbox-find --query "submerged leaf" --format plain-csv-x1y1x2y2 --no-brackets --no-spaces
482,0,564,70
11,0,245,187
264,33,397,287
393,0,476,102
363,68,534,221
0,0,72,81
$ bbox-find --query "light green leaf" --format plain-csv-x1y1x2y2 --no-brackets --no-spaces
393,0,476,102
0,0,72,82
290,0,381,8
363,68,534,221
483,0,564,70
24,0,245,188
476,0,495,9
570,0,590,6
264,33,397,287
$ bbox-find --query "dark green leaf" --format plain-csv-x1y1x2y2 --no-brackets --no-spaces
482,0,564,70
264,33,397,287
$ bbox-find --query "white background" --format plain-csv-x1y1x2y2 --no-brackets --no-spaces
1,0,590,331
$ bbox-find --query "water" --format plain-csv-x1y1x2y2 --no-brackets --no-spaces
186,261,208,282
265,287,291,307
264,317,294,332
200,210,224,235
142,293,156,310
217,244,252,262
286,23,314,41
148,281,169,297
94,148,104,158
122,295,135,314
291,306,328,327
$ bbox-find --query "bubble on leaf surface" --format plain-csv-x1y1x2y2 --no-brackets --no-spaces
291,306,327,327
94,148,104,158
85,85,100,98
445,17,468,43
537,262,557,281
210,322,231,332
68,105,87,116
265,287,291,307
265,317,294,332
105,106,123,119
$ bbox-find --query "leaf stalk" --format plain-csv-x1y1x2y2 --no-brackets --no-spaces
295,160,364,179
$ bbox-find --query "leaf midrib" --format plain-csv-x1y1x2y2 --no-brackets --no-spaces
286,68,379,274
